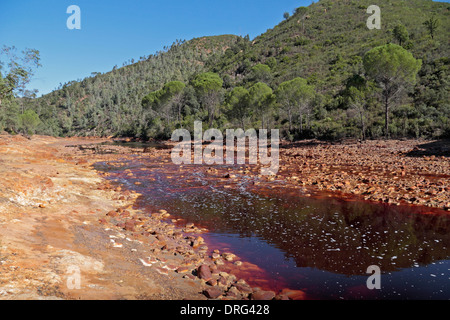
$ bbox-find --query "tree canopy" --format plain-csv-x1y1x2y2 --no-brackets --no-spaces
14,0,450,140
0,46,41,108
363,43,422,137
191,72,224,127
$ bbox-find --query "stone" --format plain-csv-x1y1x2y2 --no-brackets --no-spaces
191,236,204,248
186,222,195,229
279,288,306,300
226,286,241,298
183,274,196,280
120,210,131,217
222,252,236,261
217,276,228,287
206,279,217,286
195,236,204,244
124,220,136,231
106,210,118,217
250,290,275,300
176,266,190,274
155,267,168,275
275,294,290,300
214,259,224,266
197,264,212,281
204,288,222,299
234,284,253,295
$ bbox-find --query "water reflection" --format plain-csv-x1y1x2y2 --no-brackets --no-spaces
94,157,450,299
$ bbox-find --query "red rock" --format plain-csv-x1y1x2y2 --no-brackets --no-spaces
234,284,253,294
185,222,195,229
217,276,228,287
250,290,275,300
183,274,196,280
124,220,136,231
197,264,212,281
204,288,222,299
176,266,190,273
106,210,118,217
120,210,130,217
279,288,306,300
116,222,125,229
206,279,217,286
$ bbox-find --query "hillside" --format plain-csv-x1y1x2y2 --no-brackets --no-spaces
206,0,449,139
213,0,449,91
14,0,450,140
26,35,240,137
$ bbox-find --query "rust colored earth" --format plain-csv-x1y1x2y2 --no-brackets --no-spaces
0,134,448,300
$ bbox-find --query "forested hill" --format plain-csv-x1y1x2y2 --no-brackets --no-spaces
213,0,449,94
15,0,450,140
24,35,240,137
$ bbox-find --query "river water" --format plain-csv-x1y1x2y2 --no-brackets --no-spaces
94,145,449,300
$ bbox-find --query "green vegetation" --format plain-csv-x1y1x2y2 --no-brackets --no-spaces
247,82,275,130
363,44,422,137
191,72,224,127
423,14,440,39
0,46,41,134
276,77,315,135
393,24,409,46
2,0,449,141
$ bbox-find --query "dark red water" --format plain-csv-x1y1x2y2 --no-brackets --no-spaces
94,151,450,300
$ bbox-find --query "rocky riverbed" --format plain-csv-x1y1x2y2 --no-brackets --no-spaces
198,139,449,211
0,134,448,300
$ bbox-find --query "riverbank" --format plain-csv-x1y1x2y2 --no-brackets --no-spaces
0,134,296,300
0,134,448,300
0,134,203,299
195,138,449,211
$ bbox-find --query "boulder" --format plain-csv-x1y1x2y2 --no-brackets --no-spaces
250,290,275,300
197,264,212,281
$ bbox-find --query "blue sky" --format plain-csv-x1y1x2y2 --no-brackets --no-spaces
0,0,310,96
1,0,448,96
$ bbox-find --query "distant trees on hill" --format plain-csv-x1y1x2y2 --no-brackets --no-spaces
3,0,448,141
